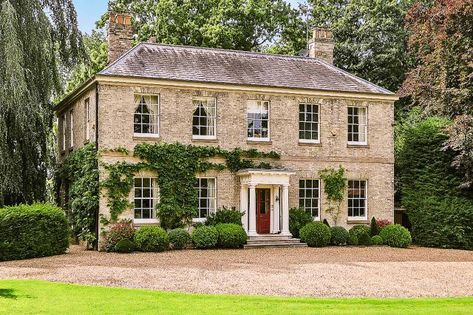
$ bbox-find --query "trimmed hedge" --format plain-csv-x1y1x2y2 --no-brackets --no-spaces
300,222,331,247
289,208,313,238
216,224,247,248
330,226,349,246
134,226,169,252
192,226,218,249
168,228,191,250
0,203,69,261
205,207,243,226
115,239,135,253
371,235,384,245
379,224,412,248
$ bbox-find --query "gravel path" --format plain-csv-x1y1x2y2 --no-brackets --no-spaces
1,245,473,298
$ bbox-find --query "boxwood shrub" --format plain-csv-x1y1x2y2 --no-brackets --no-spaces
371,235,384,245
168,228,191,250
216,223,247,248
0,203,69,261
289,208,313,238
104,220,135,252
114,239,135,253
330,226,349,246
192,226,218,249
205,207,243,226
379,224,412,248
300,222,331,247
134,226,169,252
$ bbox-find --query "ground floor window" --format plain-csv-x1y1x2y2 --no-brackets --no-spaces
348,180,367,219
134,177,158,220
299,179,320,219
196,177,216,219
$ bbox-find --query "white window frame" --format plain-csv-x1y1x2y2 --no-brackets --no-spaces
84,98,90,141
69,110,74,149
192,97,217,140
133,177,159,224
133,94,160,138
298,103,321,144
347,180,368,221
247,100,270,142
347,106,368,145
299,179,321,221
61,114,66,151
194,177,217,222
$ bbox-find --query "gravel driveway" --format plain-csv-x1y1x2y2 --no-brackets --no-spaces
1,245,472,298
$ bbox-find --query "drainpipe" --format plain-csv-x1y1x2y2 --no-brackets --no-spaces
94,82,100,250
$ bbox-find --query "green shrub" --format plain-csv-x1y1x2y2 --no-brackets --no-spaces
216,224,247,248
205,207,243,226
114,239,135,253
134,226,169,252
330,226,349,245
104,220,135,252
192,226,218,249
370,217,379,236
289,208,313,238
168,228,191,250
349,225,371,246
348,234,358,245
379,224,412,248
358,232,372,246
371,235,384,245
0,203,70,261
300,222,331,247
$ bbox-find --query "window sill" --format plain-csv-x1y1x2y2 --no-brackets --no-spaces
192,137,218,143
247,139,272,145
134,219,159,226
347,143,369,148
347,219,369,224
192,218,207,223
133,134,161,142
299,141,322,147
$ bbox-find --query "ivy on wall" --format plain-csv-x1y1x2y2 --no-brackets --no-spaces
100,143,280,230
319,166,347,226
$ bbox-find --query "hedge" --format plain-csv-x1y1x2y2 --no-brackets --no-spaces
192,226,218,249
379,224,412,248
216,223,247,248
134,226,169,252
300,222,331,247
289,208,313,238
168,228,191,250
0,203,69,261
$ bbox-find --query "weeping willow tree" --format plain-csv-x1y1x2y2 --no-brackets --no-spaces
0,0,84,206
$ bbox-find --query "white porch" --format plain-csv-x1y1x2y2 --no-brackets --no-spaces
237,169,295,237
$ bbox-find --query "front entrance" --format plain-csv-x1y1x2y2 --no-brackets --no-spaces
256,188,271,234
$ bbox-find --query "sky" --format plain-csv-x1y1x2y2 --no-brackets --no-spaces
73,0,304,34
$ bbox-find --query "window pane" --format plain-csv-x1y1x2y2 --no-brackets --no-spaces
348,180,367,218
134,95,159,135
196,178,216,219
298,179,320,219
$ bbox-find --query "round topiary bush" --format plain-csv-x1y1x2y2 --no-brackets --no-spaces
192,226,218,249
348,234,358,245
168,228,191,250
358,232,372,246
349,225,370,239
114,239,135,253
289,208,313,238
371,235,384,245
0,203,69,261
300,222,331,247
216,223,247,248
330,226,349,246
379,224,412,248
134,226,169,252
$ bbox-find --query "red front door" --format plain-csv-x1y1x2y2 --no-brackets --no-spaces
256,188,271,234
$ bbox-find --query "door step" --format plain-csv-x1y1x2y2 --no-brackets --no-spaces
244,236,307,248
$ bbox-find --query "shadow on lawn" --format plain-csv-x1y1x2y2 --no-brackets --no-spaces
0,288,17,299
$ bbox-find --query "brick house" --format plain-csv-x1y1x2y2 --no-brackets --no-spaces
55,13,397,245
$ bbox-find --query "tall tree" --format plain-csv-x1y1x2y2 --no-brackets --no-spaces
0,0,83,206
308,0,417,91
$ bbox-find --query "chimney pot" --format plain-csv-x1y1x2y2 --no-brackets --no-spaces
107,12,134,64
308,27,335,64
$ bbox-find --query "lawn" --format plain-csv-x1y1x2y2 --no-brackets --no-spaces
0,280,472,315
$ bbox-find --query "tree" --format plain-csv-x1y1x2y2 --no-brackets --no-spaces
308,0,419,91
0,0,83,206
400,0,473,117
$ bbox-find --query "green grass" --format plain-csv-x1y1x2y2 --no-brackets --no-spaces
0,280,472,315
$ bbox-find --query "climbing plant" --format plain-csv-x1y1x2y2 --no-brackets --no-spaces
100,143,280,230
319,166,347,226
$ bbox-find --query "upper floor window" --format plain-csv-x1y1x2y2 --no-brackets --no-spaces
69,110,74,148
348,180,367,220
348,107,367,145
195,177,216,220
192,98,216,139
299,103,320,143
299,179,320,219
61,114,66,151
247,100,270,141
134,94,159,136
134,177,159,221
84,98,90,141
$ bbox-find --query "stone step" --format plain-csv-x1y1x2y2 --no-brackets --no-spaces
248,235,296,241
246,238,302,244
244,241,307,249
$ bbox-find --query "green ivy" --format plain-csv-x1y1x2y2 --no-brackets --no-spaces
319,166,347,226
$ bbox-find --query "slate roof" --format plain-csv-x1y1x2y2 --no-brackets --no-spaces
99,43,394,95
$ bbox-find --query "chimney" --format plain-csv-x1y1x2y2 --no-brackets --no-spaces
308,27,334,64
107,12,134,64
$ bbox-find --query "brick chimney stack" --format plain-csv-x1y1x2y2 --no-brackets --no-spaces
308,27,334,64
108,12,134,64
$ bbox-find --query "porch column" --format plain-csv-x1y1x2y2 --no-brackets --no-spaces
240,184,248,232
281,184,291,236
248,184,257,236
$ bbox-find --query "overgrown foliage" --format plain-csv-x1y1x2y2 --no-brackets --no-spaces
0,0,84,206
319,166,347,226
60,144,99,246
205,207,243,226
289,207,314,238
104,219,135,252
